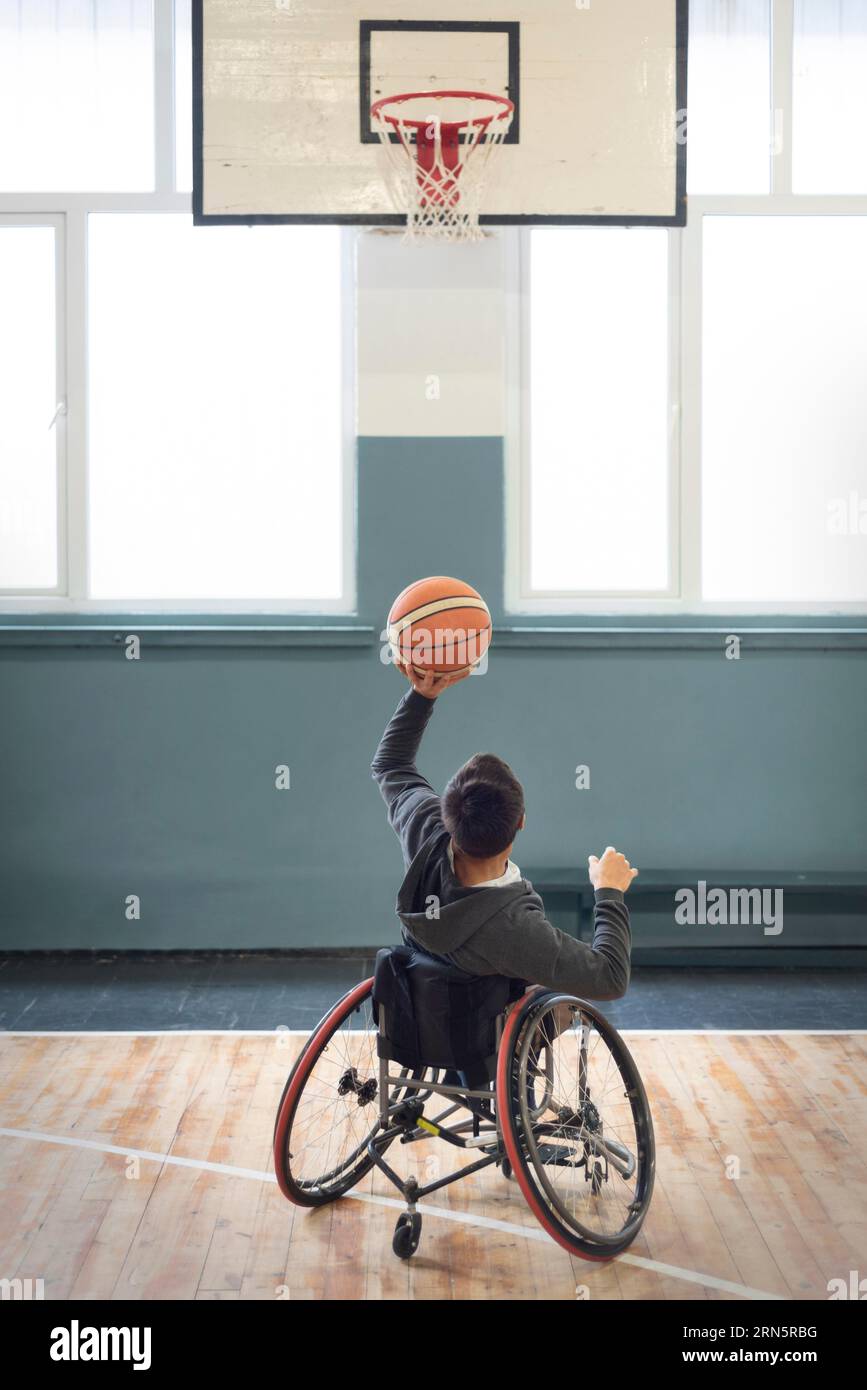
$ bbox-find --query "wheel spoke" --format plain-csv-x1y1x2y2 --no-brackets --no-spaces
513,999,652,1248
276,986,383,1199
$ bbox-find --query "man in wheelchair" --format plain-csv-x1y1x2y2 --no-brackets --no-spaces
271,660,653,1263
371,660,638,1017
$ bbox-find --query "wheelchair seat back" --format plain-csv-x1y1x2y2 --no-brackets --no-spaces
373,945,514,1075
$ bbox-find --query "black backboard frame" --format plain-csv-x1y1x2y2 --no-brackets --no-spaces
358,19,521,145
192,0,688,227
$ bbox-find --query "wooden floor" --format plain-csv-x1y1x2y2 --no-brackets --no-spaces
1,1031,865,1301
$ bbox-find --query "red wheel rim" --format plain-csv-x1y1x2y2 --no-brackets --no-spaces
273,976,374,1204
496,995,613,1261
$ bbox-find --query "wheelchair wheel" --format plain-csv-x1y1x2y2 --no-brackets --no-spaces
496,990,655,1260
392,1212,422,1259
273,977,386,1206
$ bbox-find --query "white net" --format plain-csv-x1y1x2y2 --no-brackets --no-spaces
371,91,514,242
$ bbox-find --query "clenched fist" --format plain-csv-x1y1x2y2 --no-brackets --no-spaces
588,846,639,893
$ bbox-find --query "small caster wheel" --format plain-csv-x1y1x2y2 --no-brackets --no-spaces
392,1211,422,1259
500,1157,514,1182
590,1161,604,1196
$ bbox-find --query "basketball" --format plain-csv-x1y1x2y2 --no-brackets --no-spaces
387,576,492,676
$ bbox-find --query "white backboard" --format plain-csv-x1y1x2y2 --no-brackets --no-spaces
194,0,687,226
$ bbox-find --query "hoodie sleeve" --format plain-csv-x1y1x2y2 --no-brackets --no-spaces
371,688,445,868
466,889,631,1001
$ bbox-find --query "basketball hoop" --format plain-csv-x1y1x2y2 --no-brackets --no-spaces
370,90,514,242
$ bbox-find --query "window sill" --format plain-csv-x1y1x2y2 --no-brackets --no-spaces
0,623,377,648
493,625,867,650
3,622,864,652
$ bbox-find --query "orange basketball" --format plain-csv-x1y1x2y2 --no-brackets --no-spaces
387,576,492,676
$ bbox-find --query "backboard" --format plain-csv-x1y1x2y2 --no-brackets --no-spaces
193,0,687,227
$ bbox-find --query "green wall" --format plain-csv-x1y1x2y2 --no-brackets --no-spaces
1,437,865,950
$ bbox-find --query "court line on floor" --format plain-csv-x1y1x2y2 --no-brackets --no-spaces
0,1125,785,1300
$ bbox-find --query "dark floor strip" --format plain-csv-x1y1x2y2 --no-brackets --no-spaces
0,954,865,1031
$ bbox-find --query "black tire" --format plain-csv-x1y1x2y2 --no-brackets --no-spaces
393,1212,422,1258
497,990,655,1260
271,980,367,1145
274,977,390,1207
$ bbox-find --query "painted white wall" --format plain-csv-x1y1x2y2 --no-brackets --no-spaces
356,229,508,437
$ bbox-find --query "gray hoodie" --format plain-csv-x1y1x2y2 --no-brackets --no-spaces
371,689,631,999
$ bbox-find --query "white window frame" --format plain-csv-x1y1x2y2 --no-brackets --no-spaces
507,0,867,616
0,0,355,616
0,211,67,596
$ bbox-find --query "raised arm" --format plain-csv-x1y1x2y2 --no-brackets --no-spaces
462,847,638,1000
371,687,443,866
371,662,472,867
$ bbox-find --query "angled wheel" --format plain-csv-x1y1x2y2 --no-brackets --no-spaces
496,990,655,1260
273,977,388,1206
392,1212,422,1258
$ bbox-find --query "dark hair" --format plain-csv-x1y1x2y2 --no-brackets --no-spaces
442,753,525,859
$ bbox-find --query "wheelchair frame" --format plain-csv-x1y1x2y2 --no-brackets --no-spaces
366,1008,511,1212
274,974,655,1261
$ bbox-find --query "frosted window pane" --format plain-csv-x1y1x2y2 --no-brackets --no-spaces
793,0,867,193
702,217,867,602
88,217,344,601
0,0,154,191
175,0,193,193
0,227,58,589
529,229,669,593
687,0,772,194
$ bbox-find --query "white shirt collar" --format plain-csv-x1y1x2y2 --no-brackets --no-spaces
447,840,521,889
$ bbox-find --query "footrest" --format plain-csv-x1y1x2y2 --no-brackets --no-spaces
534,1142,582,1167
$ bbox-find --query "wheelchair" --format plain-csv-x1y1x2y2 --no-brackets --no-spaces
273,945,654,1260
